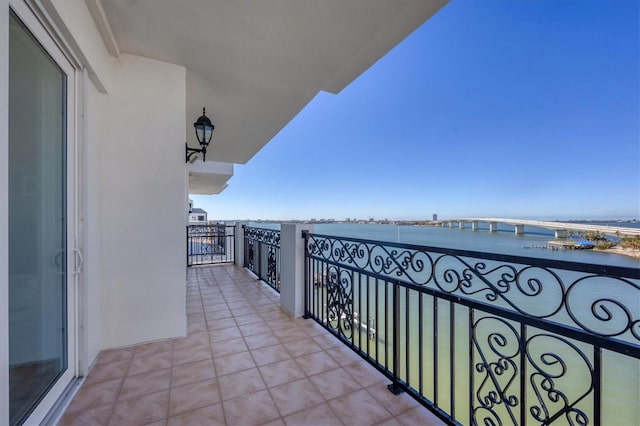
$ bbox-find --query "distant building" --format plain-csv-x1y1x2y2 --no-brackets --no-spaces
189,208,208,224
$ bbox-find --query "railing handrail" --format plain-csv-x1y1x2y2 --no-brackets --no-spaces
303,231,640,279
307,251,639,358
302,231,640,425
244,226,281,248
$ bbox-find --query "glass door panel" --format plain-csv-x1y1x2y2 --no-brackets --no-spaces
8,11,68,425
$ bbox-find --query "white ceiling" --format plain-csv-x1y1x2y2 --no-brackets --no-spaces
187,160,233,195
99,0,448,167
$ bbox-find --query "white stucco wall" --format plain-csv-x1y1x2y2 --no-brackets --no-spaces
100,53,187,348
84,76,106,367
41,0,112,91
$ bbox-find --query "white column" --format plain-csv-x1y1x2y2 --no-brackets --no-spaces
280,223,313,317
471,221,479,231
515,224,525,235
459,221,464,229
234,221,248,267
489,222,499,232
555,229,566,238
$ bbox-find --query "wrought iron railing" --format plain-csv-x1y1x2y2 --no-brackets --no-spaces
186,224,235,266
243,226,281,292
302,232,640,426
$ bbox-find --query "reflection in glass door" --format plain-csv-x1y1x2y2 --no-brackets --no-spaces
8,11,68,425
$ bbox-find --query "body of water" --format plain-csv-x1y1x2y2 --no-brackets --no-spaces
260,222,640,268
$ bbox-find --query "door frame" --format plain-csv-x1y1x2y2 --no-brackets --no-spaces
4,1,80,424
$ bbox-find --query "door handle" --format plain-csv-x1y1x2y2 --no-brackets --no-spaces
73,247,84,276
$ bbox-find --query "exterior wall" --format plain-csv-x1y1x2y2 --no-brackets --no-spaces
84,76,106,367
99,53,187,348
41,0,112,91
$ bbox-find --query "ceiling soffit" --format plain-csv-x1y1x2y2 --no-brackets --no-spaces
99,0,447,165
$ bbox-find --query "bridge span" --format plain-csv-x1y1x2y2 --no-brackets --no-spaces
438,218,640,238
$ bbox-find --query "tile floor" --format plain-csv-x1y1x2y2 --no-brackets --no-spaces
58,265,444,425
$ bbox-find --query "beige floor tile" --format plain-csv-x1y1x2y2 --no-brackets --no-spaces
187,313,205,323
244,332,281,350
267,319,297,331
59,404,114,426
326,343,364,367
217,368,266,400
365,383,421,416
187,321,207,335
128,351,173,376
64,378,121,414
133,340,175,358
295,351,341,376
394,406,443,425
312,333,344,349
309,368,363,400
172,344,212,366
228,306,256,316
259,359,306,388
167,403,226,426
282,337,323,357
222,389,280,425
274,328,309,343
119,368,171,401
345,361,387,388
209,326,243,343
207,317,237,330
214,350,256,376
168,378,221,417
283,402,343,426
251,344,291,367
328,389,393,426
206,309,233,321
270,377,325,417
110,390,169,425
211,337,248,357
262,418,286,426
234,313,264,326
240,322,273,337
61,265,447,426
171,359,215,388
85,359,130,385
173,331,210,350
94,347,134,366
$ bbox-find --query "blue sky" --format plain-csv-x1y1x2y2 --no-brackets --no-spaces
192,0,639,221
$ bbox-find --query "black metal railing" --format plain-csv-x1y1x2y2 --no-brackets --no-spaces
244,226,281,292
302,232,640,426
186,224,235,266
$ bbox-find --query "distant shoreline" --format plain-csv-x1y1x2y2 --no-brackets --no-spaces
594,246,640,260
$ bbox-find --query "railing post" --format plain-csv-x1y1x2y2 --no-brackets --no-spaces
186,225,190,267
302,230,311,319
388,279,404,395
234,221,247,267
256,238,262,281
280,223,313,316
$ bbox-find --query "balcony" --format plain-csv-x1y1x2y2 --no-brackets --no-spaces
57,225,639,425
58,264,443,426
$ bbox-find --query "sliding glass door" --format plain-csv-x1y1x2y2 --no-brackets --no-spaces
8,8,76,425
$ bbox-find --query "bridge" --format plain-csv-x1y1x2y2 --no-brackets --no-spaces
438,217,640,238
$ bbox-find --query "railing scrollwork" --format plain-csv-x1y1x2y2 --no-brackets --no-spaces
303,232,640,425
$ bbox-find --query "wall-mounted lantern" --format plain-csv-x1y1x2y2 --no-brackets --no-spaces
186,107,215,162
